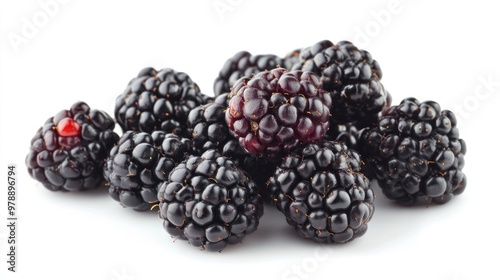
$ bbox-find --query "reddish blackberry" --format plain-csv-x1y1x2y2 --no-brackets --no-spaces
267,141,375,243
292,40,391,126
225,68,331,157
114,67,209,137
213,51,284,97
104,131,193,211
359,98,467,205
25,101,119,192
187,94,278,193
158,149,264,251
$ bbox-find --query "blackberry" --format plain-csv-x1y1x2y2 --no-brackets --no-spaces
114,67,209,137
267,141,375,243
359,98,467,205
158,149,264,251
225,68,331,157
187,94,236,156
104,131,193,211
213,51,284,97
325,123,361,150
283,48,302,70
325,124,376,180
187,94,278,193
292,40,391,126
25,101,119,192
293,40,382,89
200,93,215,105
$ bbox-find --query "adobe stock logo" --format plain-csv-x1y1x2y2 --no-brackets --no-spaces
281,246,332,280
453,74,500,125
353,0,414,47
212,0,243,21
110,267,134,280
7,0,70,53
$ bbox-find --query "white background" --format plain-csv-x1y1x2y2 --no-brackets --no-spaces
1,0,499,280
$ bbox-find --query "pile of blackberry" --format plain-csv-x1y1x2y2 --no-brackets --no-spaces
186,94,279,192
25,39,467,252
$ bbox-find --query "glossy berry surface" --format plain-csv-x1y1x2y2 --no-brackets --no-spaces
25,101,119,191
283,48,302,70
359,98,467,205
56,118,81,137
187,94,278,191
291,40,391,127
225,68,331,157
188,94,237,156
158,149,264,251
104,131,193,211
325,123,361,150
114,67,210,137
213,51,284,97
267,141,375,243
325,123,375,179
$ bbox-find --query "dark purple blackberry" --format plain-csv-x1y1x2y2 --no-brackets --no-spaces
293,40,382,90
325,124,376,180
188,95,279,194
225,68,331,157
114,67,209,137
213,51,284,97
283,48,302,70
104,131,193,211
267,141,375,243
158,149,264,251
187,94,234,156
359,98,467,205
325,123,361,150
200,93,215,105
292,40,391,126
187,94,278,194
25,101,119,192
